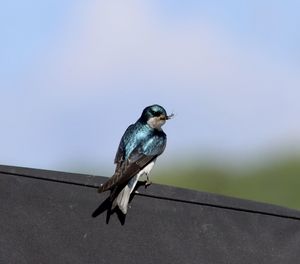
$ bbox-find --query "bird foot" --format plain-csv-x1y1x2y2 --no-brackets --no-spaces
144,180,152,189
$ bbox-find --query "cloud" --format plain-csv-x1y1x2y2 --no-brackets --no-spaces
29,1,243,95
31,1,299,94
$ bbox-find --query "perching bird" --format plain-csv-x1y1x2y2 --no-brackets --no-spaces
98,104,172,214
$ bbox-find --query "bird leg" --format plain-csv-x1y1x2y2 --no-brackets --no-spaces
144,175,152,189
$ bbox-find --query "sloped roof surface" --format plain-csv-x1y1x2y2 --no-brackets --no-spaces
0,164,300,264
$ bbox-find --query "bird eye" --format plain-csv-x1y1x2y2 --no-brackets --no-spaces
150,109,160,117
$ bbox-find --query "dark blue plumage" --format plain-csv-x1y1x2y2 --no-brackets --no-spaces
117,121,166,160
98,104,172,214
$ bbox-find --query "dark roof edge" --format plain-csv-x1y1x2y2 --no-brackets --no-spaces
1,164,300,220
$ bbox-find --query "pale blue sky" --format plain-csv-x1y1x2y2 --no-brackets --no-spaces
1,1,300,174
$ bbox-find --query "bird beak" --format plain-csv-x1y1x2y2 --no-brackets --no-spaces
166,113,174,120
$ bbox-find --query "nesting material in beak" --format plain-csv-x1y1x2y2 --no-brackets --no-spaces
160,113,174,120
166,113,174,120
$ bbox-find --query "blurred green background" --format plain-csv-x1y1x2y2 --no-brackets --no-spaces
154,153,300,210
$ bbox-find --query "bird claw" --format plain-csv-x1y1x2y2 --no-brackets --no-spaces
144,180,152,189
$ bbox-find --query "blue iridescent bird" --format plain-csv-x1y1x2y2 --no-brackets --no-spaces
98,104,172,214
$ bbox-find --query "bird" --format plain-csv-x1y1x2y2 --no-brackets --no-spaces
98,104,173,215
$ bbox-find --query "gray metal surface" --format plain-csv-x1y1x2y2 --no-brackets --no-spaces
0,165,299,264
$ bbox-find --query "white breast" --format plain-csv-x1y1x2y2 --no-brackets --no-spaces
138,160,156,176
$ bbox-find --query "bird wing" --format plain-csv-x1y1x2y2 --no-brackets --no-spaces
113,138,125,172
98,125,167,194
98,147,157,193
113,124,135,171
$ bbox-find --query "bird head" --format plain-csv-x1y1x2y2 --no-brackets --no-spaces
139,104,173,130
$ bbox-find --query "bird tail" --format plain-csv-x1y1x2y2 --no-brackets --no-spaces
112,185,131,215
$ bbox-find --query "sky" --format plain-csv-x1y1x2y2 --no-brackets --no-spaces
1,0,300,175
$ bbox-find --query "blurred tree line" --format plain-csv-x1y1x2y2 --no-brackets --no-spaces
154,154,300,210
